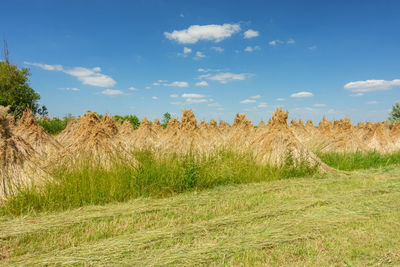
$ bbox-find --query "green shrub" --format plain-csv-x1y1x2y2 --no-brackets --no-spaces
37,116,72,135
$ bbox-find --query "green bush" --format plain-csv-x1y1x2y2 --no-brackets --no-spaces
113,114,140,129
37,116,72,135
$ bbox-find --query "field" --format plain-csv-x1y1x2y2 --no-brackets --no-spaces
1,165,400,265
1,105,400,265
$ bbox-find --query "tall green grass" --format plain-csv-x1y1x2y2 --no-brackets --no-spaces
0,150,318,216
317,150,400,170
37,116,71,135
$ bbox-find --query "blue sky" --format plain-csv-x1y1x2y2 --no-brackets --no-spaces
1,0,400,123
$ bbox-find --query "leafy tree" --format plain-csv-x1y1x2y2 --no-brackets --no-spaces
0,61,47,118
161,112,171,128
388,102,400,123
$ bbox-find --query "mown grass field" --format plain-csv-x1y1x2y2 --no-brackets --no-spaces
1,164,400,266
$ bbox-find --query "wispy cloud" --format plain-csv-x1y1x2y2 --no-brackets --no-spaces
308,45,317,50
182,93,206,98
152,96,158,100
250,95,261,99
164,23,241,44
244,45,260,52
291,91,314,98
186,98,208,103
344,79,400,93
268,40,283,46
193,51,206,60
366,100,380,105
257,102,267,108
101,89,124,95
244,29,259,39
211,46,224,53
59,87,79,91
195,81,209,87
170,94,179,98
24,62,116,87
287,39,295,44
25,62,63,71
276,98,285,101
163,81,189,87
199,72,254,84
240,99,256,104
128,87,137,91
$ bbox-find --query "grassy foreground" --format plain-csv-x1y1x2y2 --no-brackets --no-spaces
1,165,400,265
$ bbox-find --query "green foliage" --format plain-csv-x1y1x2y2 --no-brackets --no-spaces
388,102,400,123
37,115,72,135
113,114,140,129
0,61,46,118
317,150,400,170
0,150,318,216
161,112,171,128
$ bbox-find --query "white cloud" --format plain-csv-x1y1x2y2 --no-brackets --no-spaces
244,29,259,39
240,99,256,104
257,102,267,108
313,103,326,107
145,86,151,89
182,93,206,98
195,81,209,87
211,46,224,53
199,72,253,84
63,67,116,87
269,40,283,46
164,23,241,44
153,82,160,86
170,101,183,105
186,98,208,103
194,51,206,59
290,91,314,98
101,89,124,95
59,87,79,91
287,39,295,44
366,101,380,105
128,87,137,91
308,45,317,50
197,68,220,73
250,95,261,99
152,96,158,100
244,45,260,52
170,94,179,98
158,80,167,83
24,62,116,87
163,81,189,87
344,79,400,93
24,62,63,71
276,98,285,101
184,47,192,54
180,13,184,18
